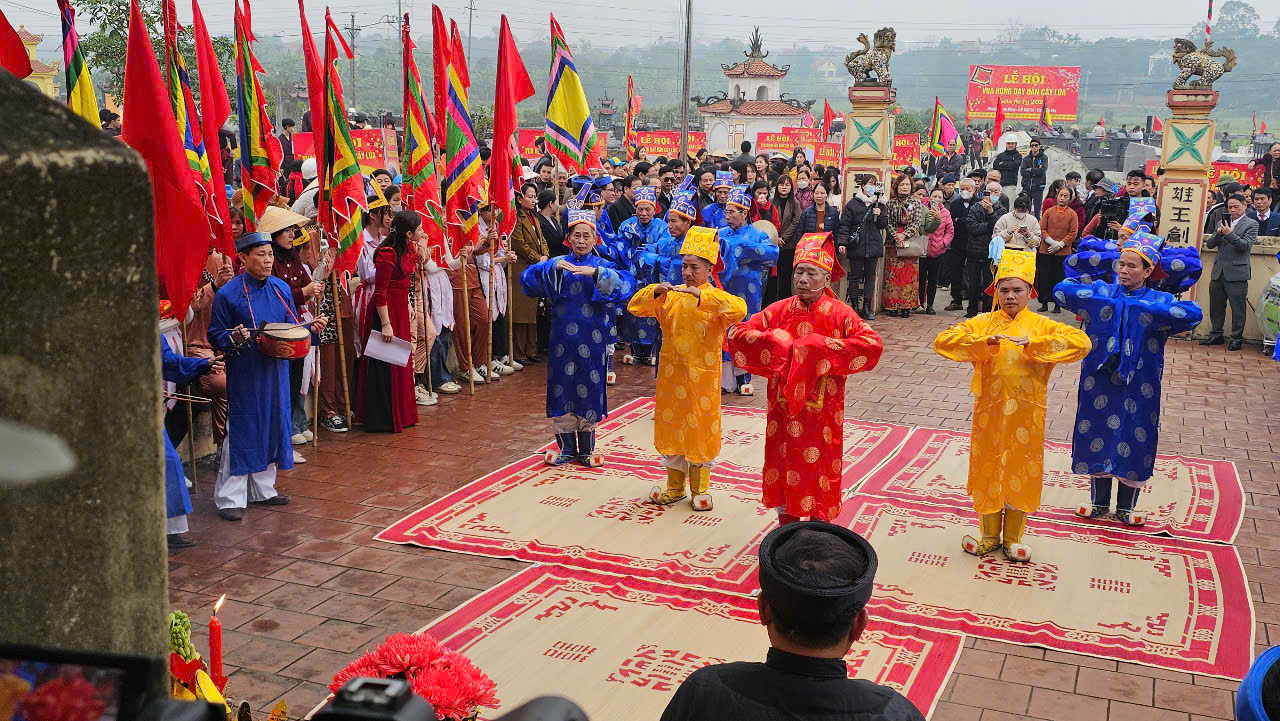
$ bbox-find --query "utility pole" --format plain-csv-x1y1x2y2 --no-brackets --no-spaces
465,0,476,66
347,13,359,111
678,0,692,164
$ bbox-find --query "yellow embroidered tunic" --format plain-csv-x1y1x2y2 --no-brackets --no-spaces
628,282,747,464
933,308,1091,514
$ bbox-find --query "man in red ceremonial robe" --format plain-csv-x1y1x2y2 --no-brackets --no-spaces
724,232,884,523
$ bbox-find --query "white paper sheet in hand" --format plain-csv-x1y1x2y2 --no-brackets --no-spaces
362,335,413,367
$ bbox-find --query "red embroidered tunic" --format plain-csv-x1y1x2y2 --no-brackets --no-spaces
724,289,883,520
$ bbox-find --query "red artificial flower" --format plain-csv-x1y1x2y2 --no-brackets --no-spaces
19,677,106,721
330,633,498,721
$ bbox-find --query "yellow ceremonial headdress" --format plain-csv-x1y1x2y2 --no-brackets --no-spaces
986,248,1038,298
678,226,720,265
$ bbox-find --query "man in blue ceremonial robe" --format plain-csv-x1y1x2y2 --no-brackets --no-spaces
1055,231,1202,525
656,181,700,285
521,190,634,467
617,185,669,365
160,335,221,547
209,231,328,521
701,170,733,229
719,184,779,395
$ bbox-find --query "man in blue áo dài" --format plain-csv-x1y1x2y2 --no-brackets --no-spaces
160,333,222,548
657,178,700,285
208,231,328,521
720,183,780,395
521,186,634,467
1054,230,1203,525
617,185,669,366
700,170,733,229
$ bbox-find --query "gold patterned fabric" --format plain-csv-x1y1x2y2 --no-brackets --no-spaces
628,282,747,464
933,308,1090,513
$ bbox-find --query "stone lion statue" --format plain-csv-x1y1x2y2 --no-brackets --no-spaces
1171,38,1237,90
844,27,896,87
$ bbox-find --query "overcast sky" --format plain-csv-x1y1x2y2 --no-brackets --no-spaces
8,0,1277,53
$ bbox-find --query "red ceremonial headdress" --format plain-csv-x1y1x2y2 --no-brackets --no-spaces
793,232,845,282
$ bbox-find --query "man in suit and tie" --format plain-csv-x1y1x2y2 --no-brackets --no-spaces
1247,188,1280,237
1202,193,1258,351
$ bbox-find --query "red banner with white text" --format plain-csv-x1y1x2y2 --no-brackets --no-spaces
634,130,705,157
1145,159,1264,188
893,133,921,169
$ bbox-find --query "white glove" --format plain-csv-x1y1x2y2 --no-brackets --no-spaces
1044,238,1065,253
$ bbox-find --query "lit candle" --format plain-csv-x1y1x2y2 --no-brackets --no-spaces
209,594,226,680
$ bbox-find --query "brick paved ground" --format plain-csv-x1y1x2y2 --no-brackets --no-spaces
169,307,1280,719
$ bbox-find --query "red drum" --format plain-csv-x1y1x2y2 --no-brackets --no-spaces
257,322,311,359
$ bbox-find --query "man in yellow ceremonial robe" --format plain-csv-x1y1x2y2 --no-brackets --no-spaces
628,226,747,511
934,249,1090,562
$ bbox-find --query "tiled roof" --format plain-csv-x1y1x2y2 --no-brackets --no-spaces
697,100,806,117
29,57,55,74
17,26,43,44
722,58,788,78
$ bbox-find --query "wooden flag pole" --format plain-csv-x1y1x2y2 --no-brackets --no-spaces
180,320,198,498
460,249,475,395
486,230,496,379
507,260,515,366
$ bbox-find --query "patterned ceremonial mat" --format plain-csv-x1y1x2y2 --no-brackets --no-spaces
420,565,963,721
835,495,1255,679
562,396,912,478
379,400,909,594
850,428,1245,543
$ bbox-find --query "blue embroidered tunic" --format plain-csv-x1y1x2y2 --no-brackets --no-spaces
161,337,209,518
1054,279,1202,484
521,253,632,422
616,216,669,345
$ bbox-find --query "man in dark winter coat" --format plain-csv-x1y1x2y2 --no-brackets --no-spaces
943,177,980,311
1019,139,1047,217
835,174,888,320
963,181,1007,317
991,137,1023,204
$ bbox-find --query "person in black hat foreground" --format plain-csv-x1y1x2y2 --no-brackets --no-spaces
659,522,925,721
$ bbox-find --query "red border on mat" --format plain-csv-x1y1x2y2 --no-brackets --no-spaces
852,427,1245,543
420,564,965,719
835,495,1255,679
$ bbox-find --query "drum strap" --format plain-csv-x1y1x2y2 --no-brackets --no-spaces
242,278,302,328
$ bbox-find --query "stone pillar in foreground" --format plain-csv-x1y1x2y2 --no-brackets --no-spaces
0,73,168,661
843,84,896,310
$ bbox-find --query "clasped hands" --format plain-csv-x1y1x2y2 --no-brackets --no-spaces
556,259,598,277
986,334,1029,347
652,282,701,300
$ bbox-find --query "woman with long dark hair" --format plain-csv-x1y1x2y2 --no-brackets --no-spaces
764,174,801,304
356,210,423,433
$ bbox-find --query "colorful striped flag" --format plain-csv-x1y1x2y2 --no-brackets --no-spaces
545,14,598,175
1038,101,1054,132
233,0,281,231
928,96,959,158
437,5,483,251
402,13,445,256
623,75,636,158
56,0,98,126
162,0,217,244
322,6,366,274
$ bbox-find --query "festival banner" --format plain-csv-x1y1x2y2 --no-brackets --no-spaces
756,130,805,156
782,126,824,144
292,128,397,174
965,64,1081,122
814,141,841,168
1145,159,1264,188
634,130,705,157
517,128,542,160
892,133,921,169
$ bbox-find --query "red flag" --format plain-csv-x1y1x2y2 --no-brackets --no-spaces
449,19,469,89
490,14,534,238
1253,111,1257,134
1263,121,1269,135
1152,116,1163,132
0,8,32,79
192,0,234,256
297,0,325,170
993,97,1006,140
822,99,835,140
1099,115,1105,128
431,5,449,150
121,0,206,322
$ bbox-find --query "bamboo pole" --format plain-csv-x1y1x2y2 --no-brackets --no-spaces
486,229,496,379
331,272,354,427
507,261,514,366
180,320,198,499
460,249,475,395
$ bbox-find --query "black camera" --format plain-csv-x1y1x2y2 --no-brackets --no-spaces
314,678,433,721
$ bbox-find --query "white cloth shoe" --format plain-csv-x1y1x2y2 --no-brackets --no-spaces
502,356,524,371
292,450,306,464
302,429,314,442
465,368,486,384
415,385,438,406
438,381,462,394
492,360,515,376
291,433,307,445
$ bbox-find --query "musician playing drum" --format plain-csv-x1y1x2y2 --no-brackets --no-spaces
208,231,328,521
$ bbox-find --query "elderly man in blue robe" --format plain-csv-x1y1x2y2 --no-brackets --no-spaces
1055,231,1202,525
719,183,779,395
209,231,328,521
522,188,634,467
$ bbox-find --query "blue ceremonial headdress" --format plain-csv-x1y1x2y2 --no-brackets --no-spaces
666,174,698,222
235,232,272,252
565,181,598,234
633,185,658,208
713,170,734,190
1122,197,1157,235
1121,230,1164,267
570,175,612,207
727,184,751,211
